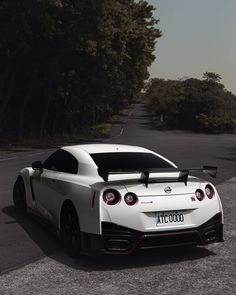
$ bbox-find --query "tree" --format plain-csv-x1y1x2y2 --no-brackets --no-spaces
146,73,236,132
202,72,222,83
0,0,160,140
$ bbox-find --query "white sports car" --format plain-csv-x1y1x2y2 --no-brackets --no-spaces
13,144,224,257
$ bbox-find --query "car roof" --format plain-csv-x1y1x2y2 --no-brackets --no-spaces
62,144,177,170
63,144,151,155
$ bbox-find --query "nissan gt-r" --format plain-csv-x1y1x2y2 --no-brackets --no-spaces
13,144,224,257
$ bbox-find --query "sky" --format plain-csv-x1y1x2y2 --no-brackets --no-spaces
149,0,236,94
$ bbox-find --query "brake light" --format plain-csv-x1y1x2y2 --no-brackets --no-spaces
103,189,121,205
195,189,205,201
124,193,138,206
205,184,215,199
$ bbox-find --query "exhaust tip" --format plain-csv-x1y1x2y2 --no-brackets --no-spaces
106,239,131,252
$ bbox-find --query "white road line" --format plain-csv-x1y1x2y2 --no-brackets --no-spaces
106,105,136,140
0,157,17,162
112,127,124,139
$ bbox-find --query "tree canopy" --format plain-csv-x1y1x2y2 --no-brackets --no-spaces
146,74,236,133
0,0,161,140
202,72,222,83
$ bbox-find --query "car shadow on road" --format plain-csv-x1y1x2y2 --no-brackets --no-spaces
2,205,216,272
2,206,61,255
52,246,216,272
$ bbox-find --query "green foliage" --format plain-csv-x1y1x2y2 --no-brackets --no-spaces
202,72,222,83
145,79,184,127
196,113,236,133
0,0,160,140
146,74,236,133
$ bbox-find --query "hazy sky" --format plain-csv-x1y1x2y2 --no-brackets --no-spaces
149,0,236,94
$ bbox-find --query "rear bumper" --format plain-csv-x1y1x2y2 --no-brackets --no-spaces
80,213,223,255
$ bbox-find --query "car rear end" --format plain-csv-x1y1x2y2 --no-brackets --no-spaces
99,176,224,254
79,145,223,255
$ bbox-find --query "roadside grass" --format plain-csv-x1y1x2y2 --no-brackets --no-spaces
0,123,112,155
0,104,137,155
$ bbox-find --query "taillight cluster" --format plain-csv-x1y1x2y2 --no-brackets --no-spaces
205,184,215,199
103,189,121,205
103,189,138,206
195,189,205,201
124,193,138,206
195,184,215,201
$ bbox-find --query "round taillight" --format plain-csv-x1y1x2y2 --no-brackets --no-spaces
195,189,205,201
205,184,215,199
124,193,138,206
103,189,121,205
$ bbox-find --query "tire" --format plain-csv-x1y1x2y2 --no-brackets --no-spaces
13,177,27,213
60,204,81,258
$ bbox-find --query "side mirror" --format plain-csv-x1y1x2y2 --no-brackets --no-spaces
32,161,43,173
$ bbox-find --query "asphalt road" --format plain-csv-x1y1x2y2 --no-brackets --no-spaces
0,104,236,294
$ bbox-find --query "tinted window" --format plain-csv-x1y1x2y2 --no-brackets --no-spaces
43,149,78,174
90,152,173,170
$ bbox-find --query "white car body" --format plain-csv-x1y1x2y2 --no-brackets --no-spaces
14,144,224,255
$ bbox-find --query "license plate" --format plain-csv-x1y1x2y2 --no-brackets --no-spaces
156,211,184,226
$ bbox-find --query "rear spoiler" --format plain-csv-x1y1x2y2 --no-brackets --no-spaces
98,166,217,187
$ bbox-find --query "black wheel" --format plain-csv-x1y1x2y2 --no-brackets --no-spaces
60,204,81,258
13,177,27,213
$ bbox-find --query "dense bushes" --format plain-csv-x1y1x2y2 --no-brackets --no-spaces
146,74,236,133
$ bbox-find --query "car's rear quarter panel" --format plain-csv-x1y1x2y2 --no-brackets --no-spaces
51,174,101,234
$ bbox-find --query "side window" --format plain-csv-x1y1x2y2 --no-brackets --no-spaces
43,149,78,174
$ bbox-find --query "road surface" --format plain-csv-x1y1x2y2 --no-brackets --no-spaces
0,104,236,294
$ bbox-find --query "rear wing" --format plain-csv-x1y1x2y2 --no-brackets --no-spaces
98,166,217,187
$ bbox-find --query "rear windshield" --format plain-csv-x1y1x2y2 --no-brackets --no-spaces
90,152,174,170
